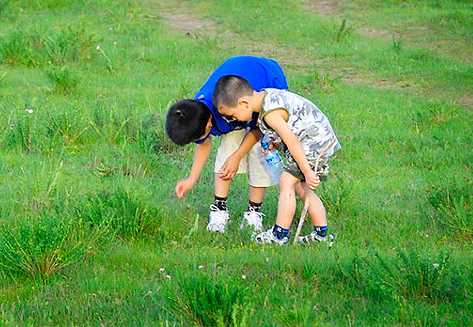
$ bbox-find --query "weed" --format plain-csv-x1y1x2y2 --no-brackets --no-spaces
74,190,162,240
44,27,94,65
0,30,39,66
165,273,248,326
428,183,472,239
95,45,114,72
3,113,34,152
45,109,89,148
139,113,180,154
313,71,338,92
340,249,469,306
46,65,79,94
19,0,77,11
392,33,402,54
335,19,352,43
0,26,94,67
0,215,103,280
319,177,353,218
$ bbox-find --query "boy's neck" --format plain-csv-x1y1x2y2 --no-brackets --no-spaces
252,90,266,113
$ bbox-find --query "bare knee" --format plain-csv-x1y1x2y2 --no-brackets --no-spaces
279,172,299,195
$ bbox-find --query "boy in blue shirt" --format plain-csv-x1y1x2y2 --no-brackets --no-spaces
166,56,288,233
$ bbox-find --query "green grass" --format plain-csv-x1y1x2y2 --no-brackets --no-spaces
0,0,472,325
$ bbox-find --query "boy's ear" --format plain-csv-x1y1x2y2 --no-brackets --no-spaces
238,97,250,106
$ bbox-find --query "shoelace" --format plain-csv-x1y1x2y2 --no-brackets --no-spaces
209,204,229,224
245,209,265,225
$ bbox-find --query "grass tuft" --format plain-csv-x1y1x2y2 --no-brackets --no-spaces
0,26,94,67
165,273,249,326
335,249,471,306
0,30,39,66
0,215,103,280
74,190,162,240
428,183,472,239
3,113,34,152
46,65,79,94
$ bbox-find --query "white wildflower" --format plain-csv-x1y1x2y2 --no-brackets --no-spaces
198,265,204,269
25,108,33,114
165,274,171,280
433,263,440,269
241,274,246,280
96,45,101,50
159,267,165,273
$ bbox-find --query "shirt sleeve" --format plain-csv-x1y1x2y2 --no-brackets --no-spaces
261,90,289,119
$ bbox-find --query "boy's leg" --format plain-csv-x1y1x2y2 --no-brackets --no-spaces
208,130,247,233
294,182,327,227
248,186,265,203
241,186,266,232
254,171,298,245
215,175,231,199
244,140,274,232
275,172,300,228
295,182,330,243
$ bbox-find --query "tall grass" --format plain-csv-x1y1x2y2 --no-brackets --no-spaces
0,27,95,67
428,183,473,240
164,273,249,326
46,65,79,94
73,190,162,240
334,249,471,307
0,215,104,280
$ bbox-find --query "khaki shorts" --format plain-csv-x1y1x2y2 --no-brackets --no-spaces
214,129,275,187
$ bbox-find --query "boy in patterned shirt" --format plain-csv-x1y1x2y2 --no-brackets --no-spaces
213,75,341,244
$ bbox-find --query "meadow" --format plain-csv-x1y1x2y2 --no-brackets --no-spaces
0,0,472,325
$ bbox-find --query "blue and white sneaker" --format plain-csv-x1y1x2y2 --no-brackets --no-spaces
207,204,230,233
298,232,335,246
254,228,288,245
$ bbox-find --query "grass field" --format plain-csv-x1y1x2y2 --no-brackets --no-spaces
0,0,472,325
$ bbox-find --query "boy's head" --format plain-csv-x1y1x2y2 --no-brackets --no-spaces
213,75,257,123
165,99,212,145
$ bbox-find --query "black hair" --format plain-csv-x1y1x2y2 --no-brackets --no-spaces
213,75,254,109
165,99,211,145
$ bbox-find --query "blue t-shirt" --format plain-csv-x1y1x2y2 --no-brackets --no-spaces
194,55,288,143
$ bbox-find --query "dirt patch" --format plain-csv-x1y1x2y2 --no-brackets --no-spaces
339,69,412,90
359,27,392,40
153,0,416,92
458,95,473,109
159,11,217,36
304,0,341,15
148,0,471,107
154,1,316,70
359,24,473,65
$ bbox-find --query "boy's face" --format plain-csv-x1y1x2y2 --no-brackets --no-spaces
218,96,254,123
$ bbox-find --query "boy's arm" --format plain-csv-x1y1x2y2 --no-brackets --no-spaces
218,128,262,180
175,137,212,198
264,110,320,189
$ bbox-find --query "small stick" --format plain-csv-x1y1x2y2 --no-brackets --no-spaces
293,139,337,245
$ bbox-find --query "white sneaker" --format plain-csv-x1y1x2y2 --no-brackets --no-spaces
240,208,264,232
207,204,230,233
254,227,288,245
298,231,336,247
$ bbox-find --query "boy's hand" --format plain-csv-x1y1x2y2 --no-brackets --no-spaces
303,170,320,190
175,178,195,198
218,153,241,180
